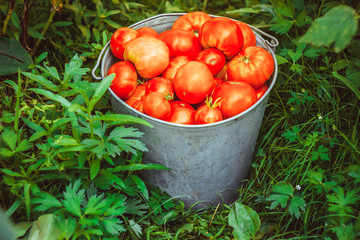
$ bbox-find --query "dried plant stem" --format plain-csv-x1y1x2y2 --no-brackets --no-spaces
30,0,62,56
2,0,16,36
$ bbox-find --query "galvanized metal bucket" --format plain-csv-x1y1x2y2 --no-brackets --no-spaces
92,13,278,210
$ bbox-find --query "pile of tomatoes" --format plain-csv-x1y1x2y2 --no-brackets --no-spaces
107,11,274,125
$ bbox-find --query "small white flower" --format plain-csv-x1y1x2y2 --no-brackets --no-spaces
296,185,301,190
325,223,328,226
318,115,322,120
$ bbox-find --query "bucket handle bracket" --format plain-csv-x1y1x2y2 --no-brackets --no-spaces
92,41,110,80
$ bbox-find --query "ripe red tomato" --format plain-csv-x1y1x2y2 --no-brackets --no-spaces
235,21,256,49
162,56,190,82
213,81,257,119
125,84,146,106
107,61,138,99
215,62,228,81
199,17,244,59
158,29,202,60
195,103,223,124
110,27,138,60
172,11,212,36
145,77,174,100
137,27,158,38
173,61,214,104
166,101,196,124
143,92,171,120
132,100,144,113
227,46,274,89
195,48,226,76
124,37,170,79
255,84,269,99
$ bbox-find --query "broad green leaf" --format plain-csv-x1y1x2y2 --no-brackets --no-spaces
267,194,290,209
300,5,358,52
32,193,62,212
88,73,115,111
22,72,59,92
15,140,32,152
28,27,45,39
77,25,91,41
30,88,72,108
270,17,294,34
228,202,261,240
0,38,33,75
53,135,79,146
130,175,149,200
49,118,73,133
275,54,289,65
332,71,360,100
22,118,45,132
92,113,152,127
62,180,85,217
124,198,148,216
52,21,73,27
104,10,122,17
64,55,90,83
1,169,23,177
90,158,101,180
0,148,14,157
288,196,306,219
102,217,125,235
1,127,17,151
12,221,32,238
36,63,60,81
272,183,294,196
27,214,61,240
29,130,48,142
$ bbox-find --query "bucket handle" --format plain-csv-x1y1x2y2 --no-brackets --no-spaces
250,26,279,52
91,41,110,80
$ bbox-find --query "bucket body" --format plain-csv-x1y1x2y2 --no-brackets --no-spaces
95,13,278,209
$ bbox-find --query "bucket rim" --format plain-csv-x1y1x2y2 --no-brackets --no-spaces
98,13,279,129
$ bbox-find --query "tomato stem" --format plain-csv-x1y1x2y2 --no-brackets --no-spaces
240,55,251,64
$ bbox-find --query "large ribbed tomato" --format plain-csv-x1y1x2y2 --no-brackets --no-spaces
162,56,190,82
158,29,202,60
199,17,244,59
124,37,170,79
235,21,256,49
171,11,211,36
110,27,138,60
107,61,138,100
213,81,257,119
227,46,274,89
173,61,214,104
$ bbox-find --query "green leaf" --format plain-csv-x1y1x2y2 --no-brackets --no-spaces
90,158,101,180
0,38,33,75
267,194,290,209
30,88,72,108
311,145,330,161
88,73,115,111
275,54,289,65
15,139,32,152
110,163,170,172
332,71,360,100
62,180,85,217
1,127,17,151
300,5,358,52
228,202,261,240
77,25,91,41
270,17,294,34
49,118,73,133
282,126,301,143
0,148,14,157
92,113,152,127
327,187,359,215
32,192,62,212
22,118,46,132
130,175,149,200
1,169,23,177
125,198,148,216
288,196,306,219
64,55,89,83
102,217,125,235
22,72,59,92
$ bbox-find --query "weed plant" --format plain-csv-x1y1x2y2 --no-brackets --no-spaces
0,0,359,239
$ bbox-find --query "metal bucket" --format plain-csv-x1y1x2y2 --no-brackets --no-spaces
92,13,278,210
